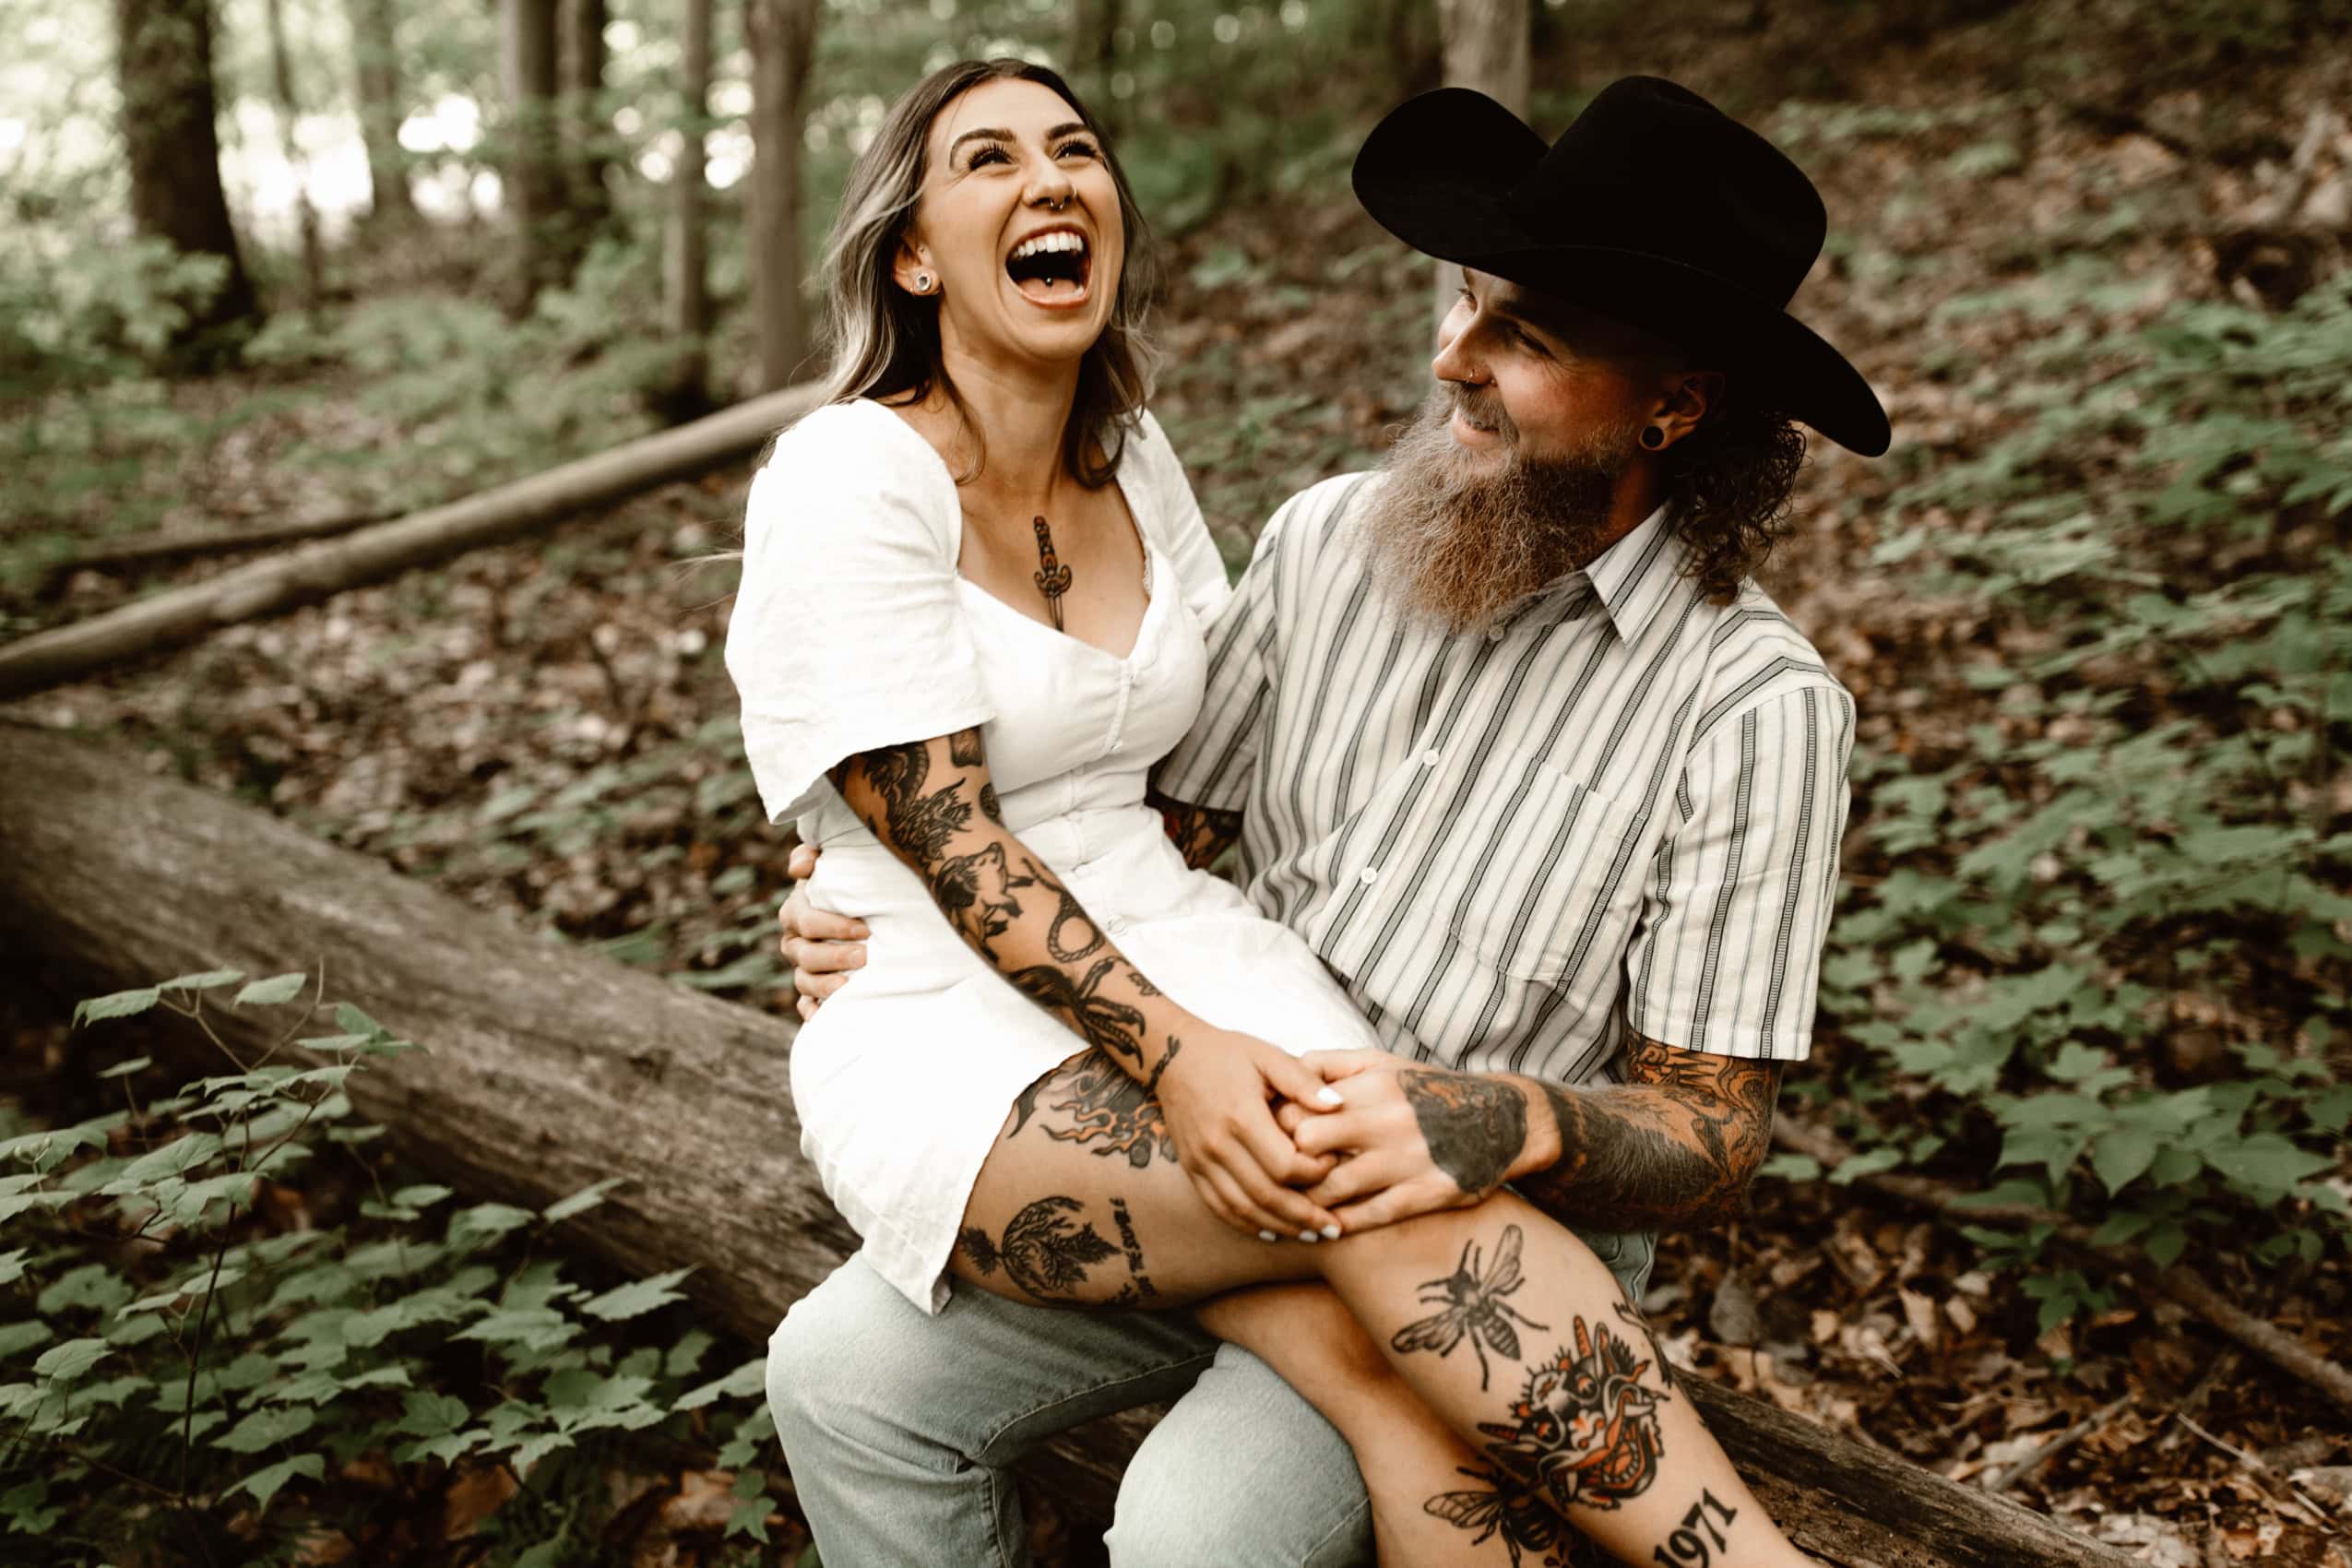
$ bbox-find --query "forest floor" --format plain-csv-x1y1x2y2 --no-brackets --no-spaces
7,9,2352,1567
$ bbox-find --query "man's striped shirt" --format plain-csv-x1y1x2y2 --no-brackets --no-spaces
1153,474,1854,1088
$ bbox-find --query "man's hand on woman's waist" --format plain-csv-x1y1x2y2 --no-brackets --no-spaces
777,842,864,1022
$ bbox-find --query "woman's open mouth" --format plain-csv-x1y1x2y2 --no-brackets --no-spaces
1004,226,1092,308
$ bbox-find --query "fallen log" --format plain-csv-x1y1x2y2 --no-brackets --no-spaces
0,720,2131,1568
39,505,402,590
0,382,826,705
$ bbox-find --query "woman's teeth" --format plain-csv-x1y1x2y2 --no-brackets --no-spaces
1011,232,1087,260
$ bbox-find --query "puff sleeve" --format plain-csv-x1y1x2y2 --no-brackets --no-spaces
722,403,995,828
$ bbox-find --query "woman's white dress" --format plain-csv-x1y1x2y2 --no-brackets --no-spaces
725,398,1381,1313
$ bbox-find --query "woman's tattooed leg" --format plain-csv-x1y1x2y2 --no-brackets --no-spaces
1200,1281,1604,1566
951,1073,1813,1567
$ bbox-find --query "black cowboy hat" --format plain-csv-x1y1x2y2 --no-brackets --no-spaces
1353,77,1890,457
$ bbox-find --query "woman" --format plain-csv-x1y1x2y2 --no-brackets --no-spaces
725,58,1810,1566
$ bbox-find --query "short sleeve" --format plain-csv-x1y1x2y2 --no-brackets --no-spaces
1621,683,1855,1062
1148,498,1291,814
1127,410,1232,627
722,403,994,827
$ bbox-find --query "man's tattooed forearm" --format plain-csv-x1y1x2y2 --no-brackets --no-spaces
1398,1068,1527,1198
958,1196,1119,1300
1515,1040,1783,1231
1390,1223,1547,1391
1623,1038,1777,1195
1520,1084,1722,1229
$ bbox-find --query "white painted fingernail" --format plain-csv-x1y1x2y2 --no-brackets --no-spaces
1320,1223,1341,1240
1298,1230,1320,1244
1314,1087,1343,1108
1258,1229,1279,1243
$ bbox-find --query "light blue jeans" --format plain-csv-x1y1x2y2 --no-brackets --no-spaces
766,1227,1655,1567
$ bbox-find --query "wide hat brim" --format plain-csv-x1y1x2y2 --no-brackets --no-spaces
1353,89,1890,457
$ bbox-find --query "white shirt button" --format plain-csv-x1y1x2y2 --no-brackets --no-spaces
1486,623,1507,641
1358,866,1380,886
1420,748,1441,767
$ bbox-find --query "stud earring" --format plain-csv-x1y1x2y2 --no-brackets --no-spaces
1639,426,1666,450
913,270,935,294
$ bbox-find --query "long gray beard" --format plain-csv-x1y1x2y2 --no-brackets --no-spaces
1355,388,1642,634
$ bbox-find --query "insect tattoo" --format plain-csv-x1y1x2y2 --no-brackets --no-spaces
1478,1310,1667,1513
1650,1491,1740,1567
1423,1466,1607,1568
1391,1223,1548,1391
1032,516,1074,632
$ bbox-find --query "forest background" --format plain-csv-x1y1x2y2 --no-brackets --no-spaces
4,0,2352,1563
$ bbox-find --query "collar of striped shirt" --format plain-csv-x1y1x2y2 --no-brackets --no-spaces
1153,470,1857,1091
1580,505,1685,644
1471,501,1679,646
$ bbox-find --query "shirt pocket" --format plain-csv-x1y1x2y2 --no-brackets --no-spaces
1438,744,1645,991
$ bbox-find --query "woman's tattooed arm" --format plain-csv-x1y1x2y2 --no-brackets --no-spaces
829,729,1186,1082
1144,783,1243,872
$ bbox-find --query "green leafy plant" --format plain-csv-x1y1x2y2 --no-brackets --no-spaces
2,972,778,1564
1800,261,2352,1330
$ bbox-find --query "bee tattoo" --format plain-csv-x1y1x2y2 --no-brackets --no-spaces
1390,1223,1548,1391
1423,1466,1607,1568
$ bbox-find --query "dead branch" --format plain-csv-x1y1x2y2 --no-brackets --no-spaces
0,382,825,704
1771,1117,2352,1420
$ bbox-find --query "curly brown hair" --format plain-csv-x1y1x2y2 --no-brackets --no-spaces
1658,390,1809,603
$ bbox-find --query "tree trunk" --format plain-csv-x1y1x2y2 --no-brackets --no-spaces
658,0,716,422
1432,0,1530,339
113,0,263,352
559,0,613,259
744,0,823,390
0,383,827,704
264,0,326,316
1066,0,1122,128
0,727,2140,1568
499,0,566,312
346,0,417,225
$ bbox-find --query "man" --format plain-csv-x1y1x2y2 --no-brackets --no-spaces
768,76,1886,1566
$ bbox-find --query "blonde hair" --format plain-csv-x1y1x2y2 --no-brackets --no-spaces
816,58,1160,487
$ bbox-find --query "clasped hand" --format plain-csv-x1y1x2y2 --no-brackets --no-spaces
777,846,1518,1238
